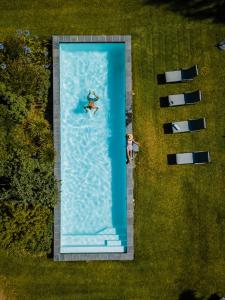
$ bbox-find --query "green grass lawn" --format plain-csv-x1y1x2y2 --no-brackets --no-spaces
1,1,225,299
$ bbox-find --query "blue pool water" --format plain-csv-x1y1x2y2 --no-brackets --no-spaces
60,43,127,253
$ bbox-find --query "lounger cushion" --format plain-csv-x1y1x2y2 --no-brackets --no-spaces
168,94,185,106
181,65,198,80
188,118,206,131
172,121,189,133
176,153,193,164
165,70,182,83
164,122,189,134
193,152,210,163
184,90,201,103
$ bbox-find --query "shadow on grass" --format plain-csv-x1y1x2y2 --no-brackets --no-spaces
167,153,177,165
140,0,225,23
178,289,204,300
159,96,169,107
157,74,166,84
208,294,221,300
163,123,173,134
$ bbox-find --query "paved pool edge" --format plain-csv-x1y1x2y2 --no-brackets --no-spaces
53,35,134,261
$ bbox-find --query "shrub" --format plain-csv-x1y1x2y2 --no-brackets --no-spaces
0,31,51,109
1,61,50,105
24,111,53,159
0,107,10,177
0,201,53,254
2,124,57,208
0,82,33,123
0,31,57,256
2,159,57,208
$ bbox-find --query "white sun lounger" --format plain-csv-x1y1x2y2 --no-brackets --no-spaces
167,151,211,165
168,90,201,106
163,118,206,134
165,65,198,83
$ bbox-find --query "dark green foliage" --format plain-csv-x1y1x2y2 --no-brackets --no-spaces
2,62,50,104
2,158,57,207
0,32,50,108
0,201,53,254
0,82,32,123
0,31,56,256
0,110,9,177
24,114,53,159
0,87,57,208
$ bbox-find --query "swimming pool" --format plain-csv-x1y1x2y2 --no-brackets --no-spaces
59,42,126,253
53,35,133,260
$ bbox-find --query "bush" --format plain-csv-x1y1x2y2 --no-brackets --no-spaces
0,82,33,123
24,110,54,161
0,31,57,256
1,61,50,105
2,159,57,208
0,31,51,109
0,201,53,254
0,107,10,177
2,119,57,207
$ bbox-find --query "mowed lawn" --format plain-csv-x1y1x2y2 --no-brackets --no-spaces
0,1,225,299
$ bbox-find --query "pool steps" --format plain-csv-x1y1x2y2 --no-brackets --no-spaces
62,234,121,245
61,246,124,253
106,240,122,246
61,227,126,253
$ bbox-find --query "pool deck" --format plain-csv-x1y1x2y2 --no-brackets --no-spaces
53,35,134,261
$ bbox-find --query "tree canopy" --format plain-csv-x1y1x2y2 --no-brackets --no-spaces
0,31,56,255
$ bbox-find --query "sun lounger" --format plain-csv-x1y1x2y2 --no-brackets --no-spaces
165,65,198,83
163,118,206,134
160,90,201,107
167,151,211,165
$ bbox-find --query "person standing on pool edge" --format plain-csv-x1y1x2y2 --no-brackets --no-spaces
84,90,100,114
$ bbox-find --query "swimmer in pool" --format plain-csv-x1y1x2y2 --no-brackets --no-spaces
84,90,100,114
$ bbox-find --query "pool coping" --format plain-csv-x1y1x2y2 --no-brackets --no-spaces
53,35,133,261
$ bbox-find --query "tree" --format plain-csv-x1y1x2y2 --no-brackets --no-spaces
0,31,56,256
0,201,53,254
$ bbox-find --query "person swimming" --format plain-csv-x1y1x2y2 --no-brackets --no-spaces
84,90,100,114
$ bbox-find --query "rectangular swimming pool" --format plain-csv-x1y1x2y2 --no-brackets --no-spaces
53,36,133,260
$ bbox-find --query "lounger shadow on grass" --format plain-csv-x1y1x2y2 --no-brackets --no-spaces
157,74,166,84
163,123,174,134
160,96,170,107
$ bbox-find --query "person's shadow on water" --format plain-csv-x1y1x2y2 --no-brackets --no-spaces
72,92,87,115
